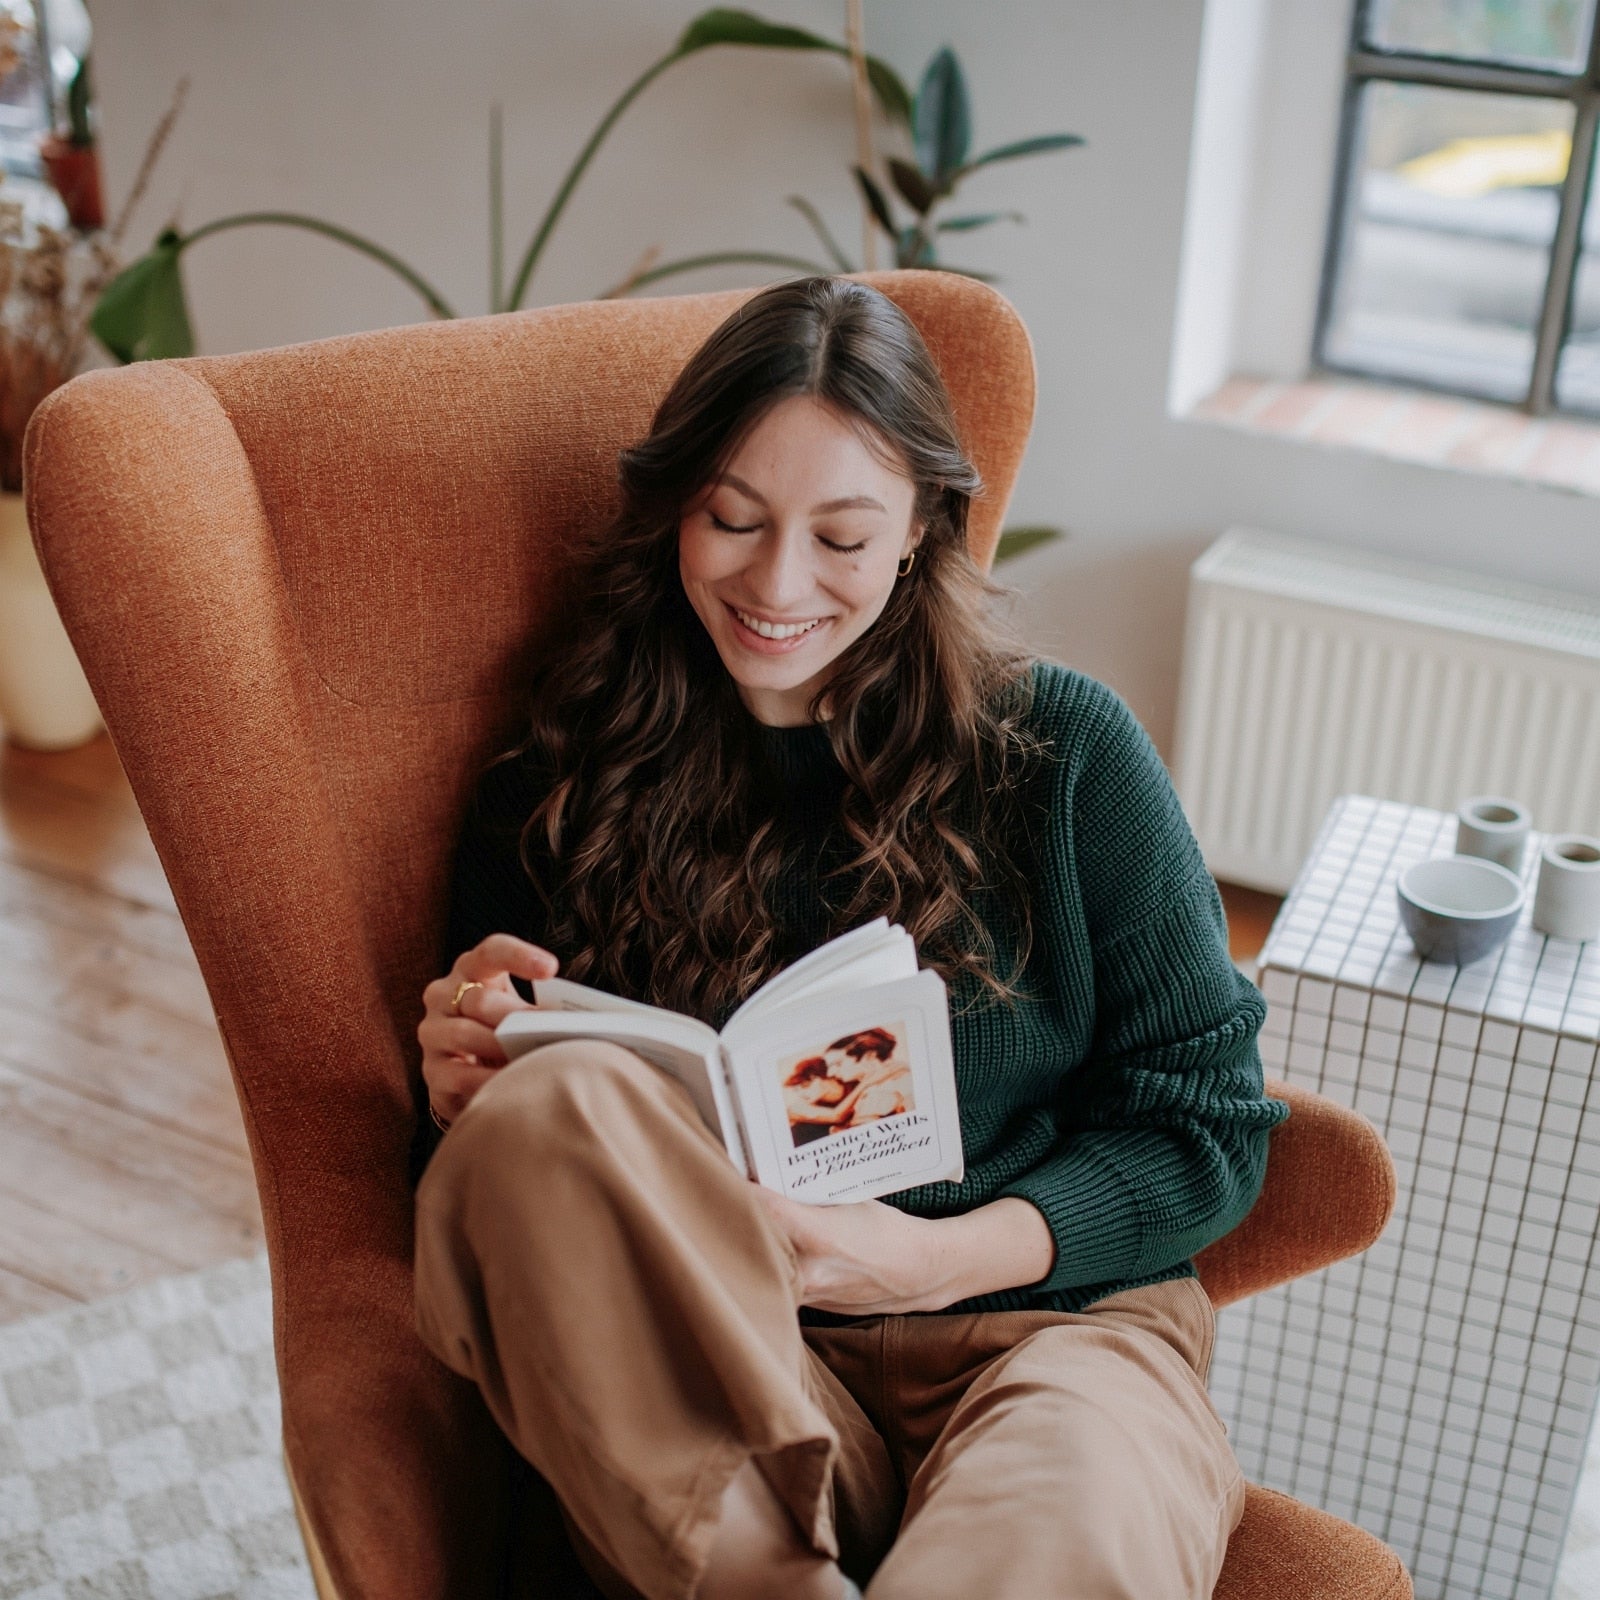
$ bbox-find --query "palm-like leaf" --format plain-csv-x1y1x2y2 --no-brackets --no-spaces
786,195,855,271
677,9,912,123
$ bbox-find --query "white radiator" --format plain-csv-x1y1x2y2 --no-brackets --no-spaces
1173,527,1600,894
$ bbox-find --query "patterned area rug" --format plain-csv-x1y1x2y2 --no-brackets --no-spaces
0,1250,312,1600
1,1246,1598,1599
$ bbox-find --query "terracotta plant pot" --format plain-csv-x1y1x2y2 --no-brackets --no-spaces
0,489,103,748
37,134,104,231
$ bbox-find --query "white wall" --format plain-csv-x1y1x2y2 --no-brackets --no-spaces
88,0,1600,756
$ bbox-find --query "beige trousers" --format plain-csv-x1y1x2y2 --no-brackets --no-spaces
413,1039,1248,1600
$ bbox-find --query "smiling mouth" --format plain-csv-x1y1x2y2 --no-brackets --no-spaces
729,605,828,640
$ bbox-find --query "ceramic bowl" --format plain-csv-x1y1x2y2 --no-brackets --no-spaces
1396,855,1525,964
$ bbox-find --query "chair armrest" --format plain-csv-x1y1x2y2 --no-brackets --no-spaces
1195,1077,1397,1310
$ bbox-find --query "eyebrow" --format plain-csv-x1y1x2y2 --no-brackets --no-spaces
718,472,887,516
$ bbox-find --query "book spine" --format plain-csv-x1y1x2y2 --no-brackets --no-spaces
721,1043,759,1184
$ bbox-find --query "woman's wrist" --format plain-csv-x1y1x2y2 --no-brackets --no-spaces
911,1197,1057,1311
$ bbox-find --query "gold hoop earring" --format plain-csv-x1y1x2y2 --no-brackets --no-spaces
897,549,917,577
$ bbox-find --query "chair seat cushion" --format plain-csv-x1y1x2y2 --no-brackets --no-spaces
1214,1481,1413,1599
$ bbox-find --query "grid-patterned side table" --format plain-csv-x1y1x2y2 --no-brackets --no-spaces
1208,793,1600,1600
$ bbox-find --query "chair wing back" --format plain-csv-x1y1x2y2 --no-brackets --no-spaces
1195,1077,1399,1309
20,271,1037,1600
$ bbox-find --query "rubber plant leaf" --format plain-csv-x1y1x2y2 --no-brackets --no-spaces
887,158,936,215
914,46,971,188
676,9,912,123
936,210,1024,231
898,225,936,267
89,228,194,362
853,166,896,237
963,133,1084,173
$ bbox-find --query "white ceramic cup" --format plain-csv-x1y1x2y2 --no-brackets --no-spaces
1532,835,1600,942
1455,795,1532,876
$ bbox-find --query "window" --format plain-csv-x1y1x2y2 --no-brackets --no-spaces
1317,0,1600,416
0,0,90,182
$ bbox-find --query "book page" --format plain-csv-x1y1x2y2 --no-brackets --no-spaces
723,917,902,1031
494,1009,748,1177
755,925,918,1015
532,975,710,1025
723,969,962,1206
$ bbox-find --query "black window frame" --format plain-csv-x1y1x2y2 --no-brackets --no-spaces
1314,0,1600,416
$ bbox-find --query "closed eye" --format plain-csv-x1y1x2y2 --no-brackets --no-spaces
710,511,867,554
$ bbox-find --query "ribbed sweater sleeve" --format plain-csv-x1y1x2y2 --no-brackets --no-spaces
994,676,1287,1292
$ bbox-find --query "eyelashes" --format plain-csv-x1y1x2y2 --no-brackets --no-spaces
709,512,867,556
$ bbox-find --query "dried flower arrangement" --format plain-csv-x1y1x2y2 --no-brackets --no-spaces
0,215,119,491
0,22,182,491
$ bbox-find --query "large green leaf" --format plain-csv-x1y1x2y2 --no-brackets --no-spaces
964,132,1084,172
89,229,194,362
678,9,837,52
677,9,912,123
994,525,1062,561
914,46,971,185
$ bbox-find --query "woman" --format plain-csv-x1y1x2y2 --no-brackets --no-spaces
410,276,1288,1600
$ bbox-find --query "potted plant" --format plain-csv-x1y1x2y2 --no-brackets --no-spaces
38,52,105,233
91,9,908,360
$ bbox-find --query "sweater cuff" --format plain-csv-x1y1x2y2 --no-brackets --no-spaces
996,1143,1145,1293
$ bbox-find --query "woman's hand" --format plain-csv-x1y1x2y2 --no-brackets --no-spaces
418,933,559,1127
749,1188,1059,1314
748,1185,943,1315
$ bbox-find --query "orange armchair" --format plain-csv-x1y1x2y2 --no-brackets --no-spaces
23,270,1410,1599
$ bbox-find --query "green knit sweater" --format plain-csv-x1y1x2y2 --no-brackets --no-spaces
412,659,1288,1324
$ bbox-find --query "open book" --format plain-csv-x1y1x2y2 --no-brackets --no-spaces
494,917,963,1205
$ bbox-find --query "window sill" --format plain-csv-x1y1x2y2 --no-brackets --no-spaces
1188,373,1600,501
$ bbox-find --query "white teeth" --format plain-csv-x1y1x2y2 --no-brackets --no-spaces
733,608,823,640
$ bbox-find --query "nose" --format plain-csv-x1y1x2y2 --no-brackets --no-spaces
745,524,816,610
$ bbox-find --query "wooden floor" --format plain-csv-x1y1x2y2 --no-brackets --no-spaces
0,729,1283,1330
0,732,263,1326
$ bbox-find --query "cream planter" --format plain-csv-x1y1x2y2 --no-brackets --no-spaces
0,489,103,749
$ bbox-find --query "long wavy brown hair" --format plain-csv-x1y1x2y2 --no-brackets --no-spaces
500,275,1048,1026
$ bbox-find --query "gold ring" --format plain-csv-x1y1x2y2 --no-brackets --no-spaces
449,979,485,1017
